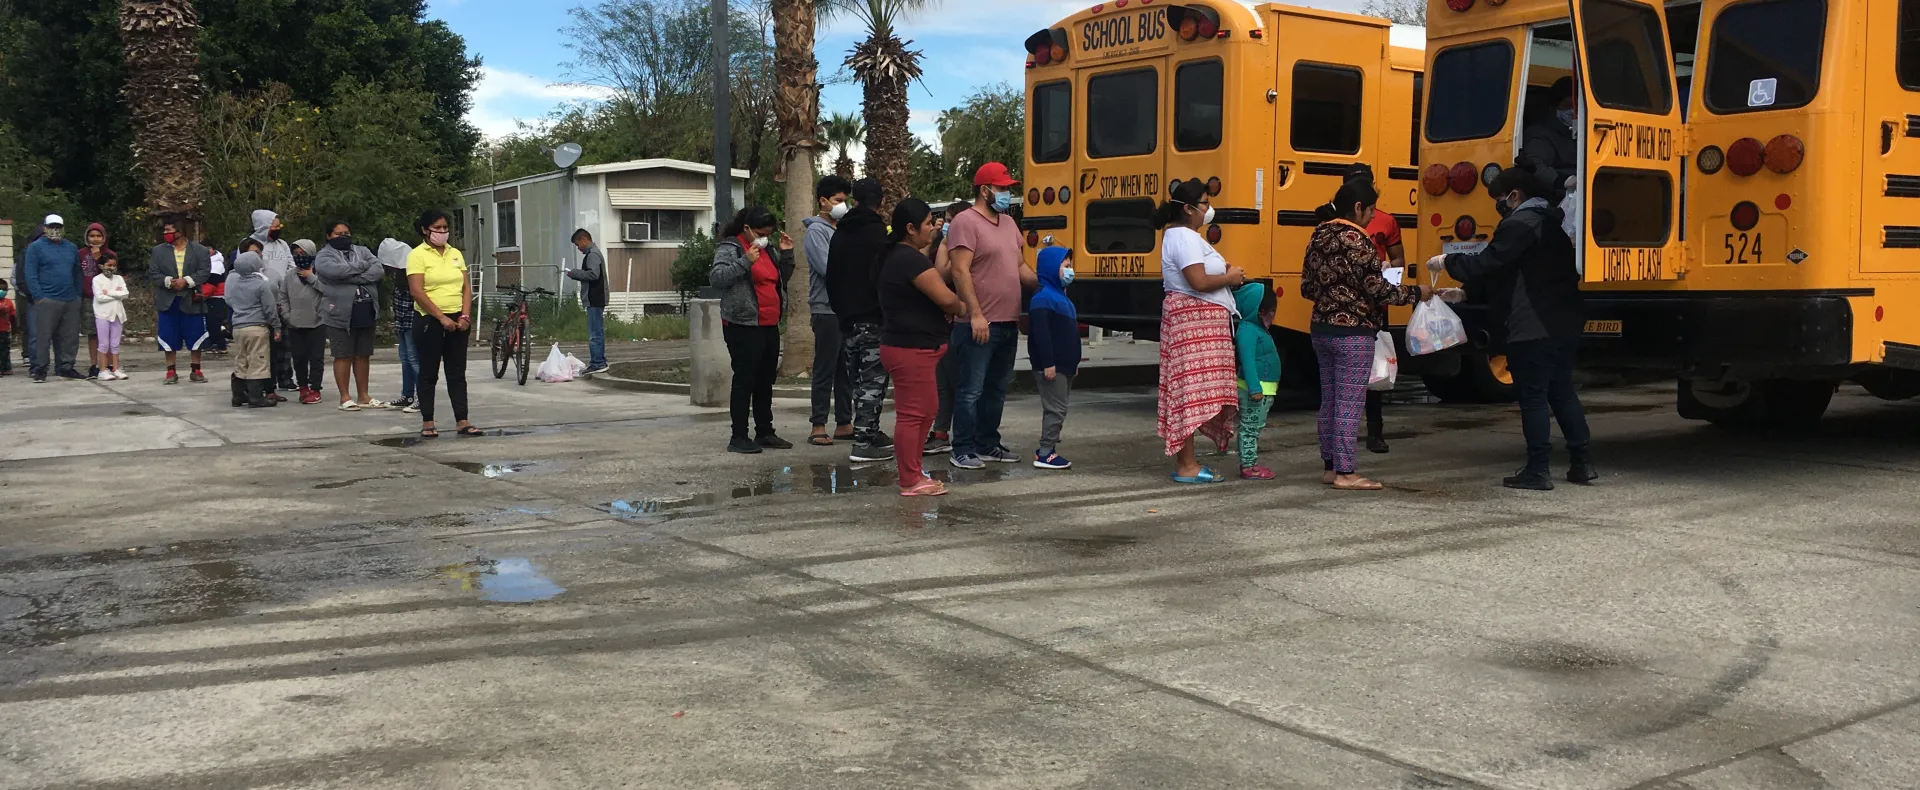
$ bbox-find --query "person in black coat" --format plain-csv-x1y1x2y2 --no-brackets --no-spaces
1432,163,1593,491
823,177,895,463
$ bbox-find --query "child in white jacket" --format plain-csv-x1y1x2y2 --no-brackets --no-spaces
92,260,130,380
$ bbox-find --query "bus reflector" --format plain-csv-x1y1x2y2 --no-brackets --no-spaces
1044,187,1057,205
1422,164,1450,196
1430,213,1443,227
1877,306,1885,322
1480,163,1502,187
1727,138,1765,177
1206,177,1222,196
1775,193,1791,211
1059,186,1072,204
1764,135,1805,174
1446,0,1473,10
1026,231,1040,248
1697,145,1726,175
1730,201,1760,231
1453,216,1477,240
1206,224,1223,244
1448,162,1477,195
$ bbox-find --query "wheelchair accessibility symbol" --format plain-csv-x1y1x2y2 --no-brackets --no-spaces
1747,78,1777,108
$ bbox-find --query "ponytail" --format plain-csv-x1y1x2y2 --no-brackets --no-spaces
1153,177,1210,230
887,198,932,245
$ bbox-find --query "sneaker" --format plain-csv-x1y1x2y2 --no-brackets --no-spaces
390,396,415,411
299,387,322,405
872,429,894,449
1366,435,1390,454
31,372,47,383
1034,450,1072,470
57,369,86,381
923,432,952,455
87,366,100,380
584,364,611,376
980,445,1021,463
190,369,208,383
402,401,421,414
1240,465,1276,480
1503,470,1555,491
849,443,895,463
949,453,985,470
757,433,793,450
1567,460,1598,485
727,435,763,454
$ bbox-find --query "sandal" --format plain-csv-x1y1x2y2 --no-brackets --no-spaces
808,428,834,446
338,400,361,412
901,480,948,497
833,425,856,441
358,398,391,410
1171,467,1227,485
456,425,486,437
1332,475,1384,491
419,427,440,439
1322,471,1338,485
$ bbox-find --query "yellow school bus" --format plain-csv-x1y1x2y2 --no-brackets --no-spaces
1421,0,1920,424
1020,1,1425,385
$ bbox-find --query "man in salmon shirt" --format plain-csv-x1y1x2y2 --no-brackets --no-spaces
946,162,1039,471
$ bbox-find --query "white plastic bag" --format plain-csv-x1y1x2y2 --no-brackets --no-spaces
1559,177,1583,275
1369,331,1398,391
535,343,575,382
1406,298,1469,356
565,353,587,376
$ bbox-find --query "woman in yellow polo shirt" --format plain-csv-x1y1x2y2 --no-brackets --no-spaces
406,209,480,438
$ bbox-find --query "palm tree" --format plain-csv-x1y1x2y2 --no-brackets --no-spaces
824,0,935,212
824,112,865,181
120,0,208,235
773,0,825,375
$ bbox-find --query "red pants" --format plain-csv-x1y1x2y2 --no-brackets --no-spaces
881,344,946,488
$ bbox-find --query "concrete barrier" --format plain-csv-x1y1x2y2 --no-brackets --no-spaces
687,298,730,407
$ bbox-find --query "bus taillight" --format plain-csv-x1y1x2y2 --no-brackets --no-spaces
1453,216,1477,239
1422,164,1450,196
1206,177,1222,196
1730,201,1760,231
1448,162,1477,195
1206,225,1223,244
1764,135,1805,174
1043,188,1057,205
1727,138,1765,177
1028,188,1042,206
1058,186,1072,204
1026,231,1041,248
1446,0,1473,10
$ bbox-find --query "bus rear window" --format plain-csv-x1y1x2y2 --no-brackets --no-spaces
1703,0,1826,113
1291,63,1364,154
1425,42,1514,142
1175,61,1223,152
1032,81,1071,163
1581,0,1674,114
1085,199,1157,253
1087,69,1157,159
1590,168,1673,246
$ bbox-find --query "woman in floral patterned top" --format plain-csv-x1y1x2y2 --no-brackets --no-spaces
1299,180,1427,491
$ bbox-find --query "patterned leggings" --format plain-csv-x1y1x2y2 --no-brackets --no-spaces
1313,334,1375,475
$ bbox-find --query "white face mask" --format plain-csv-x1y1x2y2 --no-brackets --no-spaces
1202,206,1216,226
1059,266,1076,286
829,202,849,220
753,235,771,250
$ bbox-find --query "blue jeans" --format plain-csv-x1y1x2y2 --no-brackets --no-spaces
950,322,1019,458
396,327,420,399
586,306,607,368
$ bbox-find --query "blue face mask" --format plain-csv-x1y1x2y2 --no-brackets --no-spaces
0,290,8,298
1058,265,1075,286
1557,108,1577,128
991,190,1012,212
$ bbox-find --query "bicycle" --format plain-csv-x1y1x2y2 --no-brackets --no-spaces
490,284,553,385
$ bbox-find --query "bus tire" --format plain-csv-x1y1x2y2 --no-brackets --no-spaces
1422,354,1515,404
1678,378,1833,428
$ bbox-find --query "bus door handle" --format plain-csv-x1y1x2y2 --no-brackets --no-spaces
1275,162,1295,190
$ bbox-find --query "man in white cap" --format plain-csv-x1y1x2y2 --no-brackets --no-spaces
22,214,84,381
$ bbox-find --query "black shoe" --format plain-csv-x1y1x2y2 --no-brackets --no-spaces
849,442,895,463
1366,435,1390,454
1567,460,1598,485
757,433,793,450
246,379,277,408
57,369,85,380
727,435,763,454
1503,470,1555,491
87,366,100,380
872,429,894,449
31,371,46,383
230,375,247,408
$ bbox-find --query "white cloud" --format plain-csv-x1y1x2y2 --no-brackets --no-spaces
908,109,941,147
470,66,617,139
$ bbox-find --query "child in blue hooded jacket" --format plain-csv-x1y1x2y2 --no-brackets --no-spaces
1234,282,1282,479
1028,246,1080,470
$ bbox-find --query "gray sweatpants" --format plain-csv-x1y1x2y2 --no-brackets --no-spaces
1034,370,1071,455
30,298,81,375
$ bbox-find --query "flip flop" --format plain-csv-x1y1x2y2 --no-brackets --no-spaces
419,427,440,439
1170,467,1227,484
456,426,486,437
1332,477,1384,491
808,431,834,446
901,480,948,497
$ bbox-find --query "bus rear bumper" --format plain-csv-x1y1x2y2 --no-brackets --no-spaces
1578,292,1856,378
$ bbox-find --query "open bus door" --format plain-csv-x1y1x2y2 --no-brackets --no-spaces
1569,0,1686,285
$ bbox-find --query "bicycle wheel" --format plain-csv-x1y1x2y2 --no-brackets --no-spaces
515,314,532,385
490,319,510,379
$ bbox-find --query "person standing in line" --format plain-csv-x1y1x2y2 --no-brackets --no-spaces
379,238,421,412
78,223,115,380
249,209,298,392
1345,164,1405,455
925,200,971,455
802,174,854,446
1155,180,1245,484
281,238,328,404
1431,164,1593,490
24,214,85,382
202,235,229,354
91,256,130,380
825,177,894,463
709,206,796,454
16,225,37,370
946,162,1038,471
1303,181,1427,491
877,198,969,496
1232,282,1282,480
0,279,14,376
565,229,611,376
408,210,480,438
148,218,212,384
314,221,386,411
1026,246,1080,471
224,251,282,408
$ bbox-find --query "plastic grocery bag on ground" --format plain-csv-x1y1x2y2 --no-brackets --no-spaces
1369,331,1398,391
565,353,587,376
536,343,575,382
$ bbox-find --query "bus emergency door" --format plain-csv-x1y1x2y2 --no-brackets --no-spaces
1569,0,1686,283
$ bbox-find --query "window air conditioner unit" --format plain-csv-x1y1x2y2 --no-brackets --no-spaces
623,222,653,242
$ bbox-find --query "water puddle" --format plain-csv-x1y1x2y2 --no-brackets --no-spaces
371,436,426,448
1033,533,1140,557
371,429,534,448
443,461,536,478
1585,403,1662,414
604,463,1035,519
439,557,565,603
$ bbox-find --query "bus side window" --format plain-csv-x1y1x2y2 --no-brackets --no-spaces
1899,0,1920,90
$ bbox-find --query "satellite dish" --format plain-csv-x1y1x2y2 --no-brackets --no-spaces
551,142,583,169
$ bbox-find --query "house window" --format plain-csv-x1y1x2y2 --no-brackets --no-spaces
619,209,695,242
496,200,518,248
452,209,466,241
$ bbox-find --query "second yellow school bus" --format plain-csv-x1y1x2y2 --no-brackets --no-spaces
1020,1,1426,386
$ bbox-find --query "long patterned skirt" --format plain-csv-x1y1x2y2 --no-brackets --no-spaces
1157,292,1239,457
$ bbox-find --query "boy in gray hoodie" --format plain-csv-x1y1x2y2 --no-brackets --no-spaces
225,251,283,408
281,239,327,403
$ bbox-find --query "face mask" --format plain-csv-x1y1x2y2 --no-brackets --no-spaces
429,230,449,247
991,190,1012,212
328,236,354,251
1202,206,1216,226
0,290,9,298
753,235,771,249
1495,192,1519,218
1059,266,1075,286
829,202,849,221
104,268,117,277
163,231,178,244
45,229,63,242
268,228,282,241
297,259,314,270
1557,108,1577,128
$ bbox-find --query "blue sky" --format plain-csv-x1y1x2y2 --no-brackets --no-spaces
428,0,1375,148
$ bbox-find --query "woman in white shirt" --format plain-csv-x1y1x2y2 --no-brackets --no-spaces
1154,178,1248,484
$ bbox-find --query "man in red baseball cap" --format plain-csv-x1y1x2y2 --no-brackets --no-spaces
944,162,1038,470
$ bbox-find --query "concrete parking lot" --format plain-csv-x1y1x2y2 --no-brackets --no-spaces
2,355,1917,789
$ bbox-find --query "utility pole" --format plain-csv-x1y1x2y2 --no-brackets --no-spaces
711,0,731,233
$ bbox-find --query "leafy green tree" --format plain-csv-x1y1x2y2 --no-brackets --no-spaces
822,0,939,212
0,125,81,251
937,83,1024,190
907,140,965,205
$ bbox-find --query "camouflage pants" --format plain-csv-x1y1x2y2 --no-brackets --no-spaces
842,322,891,443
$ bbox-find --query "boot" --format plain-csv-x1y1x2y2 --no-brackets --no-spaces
230,374,248,408
247,378,277,408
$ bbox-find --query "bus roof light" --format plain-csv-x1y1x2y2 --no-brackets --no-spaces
1764,135,1805,174
1446,0,1473,10
1179,17,1198,41
1730,201,1760,231
1197,18,1218,38
1448,162,1477,195
1727,138,1765,177
1422,164,1450,196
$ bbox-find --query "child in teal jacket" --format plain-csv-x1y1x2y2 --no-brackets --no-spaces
1233,282,1282,479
